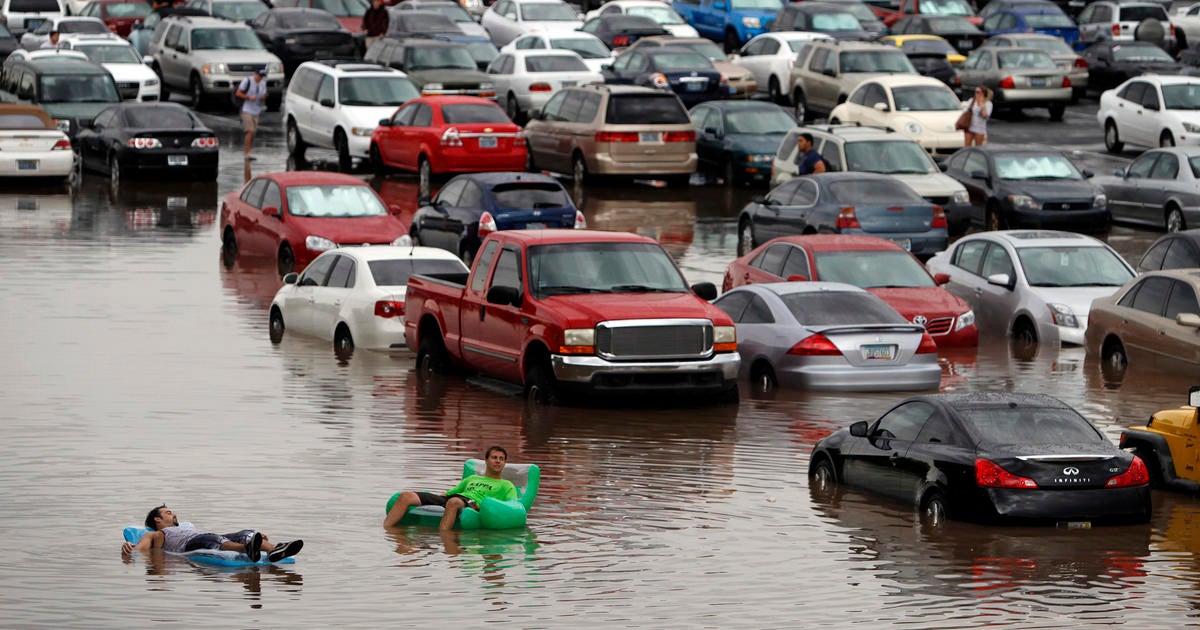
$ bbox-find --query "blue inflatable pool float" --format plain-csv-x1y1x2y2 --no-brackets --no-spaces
386,459,540,529
121,524,297,567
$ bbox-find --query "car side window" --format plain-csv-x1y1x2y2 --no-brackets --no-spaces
964,152,988,175
848,84,868,105
1077,5,1093,22
765,179,801,204
541,90,567,120
164,24,181,49
714,291,751,321
691,106,711,131
392,102,418,125
93,108,117,129
954,240,988,274
1130,276,1171,316
436,179,465,206
974,51,992,68
1142,85,1160,110
781,247,810,279
762,38,781,55
241,178,267,206
1126,153,1158,179
914,412,956,445
740,295,775,324
486,54,508,74
327,255,356,289
626,53,648,72
1096,5,1111,21
17,73,34,100
470,240,501,292
820,139,842,171
1120,81,1145,104
577,93,601,123
983,14,1002,30
1163,240,1198,269
980,243,1014,278
808,47,828,72
1137,240,1170,271
1150,153,1178,179
1117,281,1141,307
300,254,336,286
458,182,482,208
1165,281,1200,320
873,401,934,444
756,243,790,275
316,75,333,105
490,248,522,294
791,179,818,205
261,182,282,211
558,90,585,122
863,84,887,108
412,103,432,127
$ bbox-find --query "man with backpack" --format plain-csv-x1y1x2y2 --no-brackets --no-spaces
235,67,269,161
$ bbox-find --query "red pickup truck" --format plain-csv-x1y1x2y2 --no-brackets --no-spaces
404,229,741,404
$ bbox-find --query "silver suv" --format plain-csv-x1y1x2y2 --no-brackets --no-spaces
1077,0,1176,50
148,14,283,108
788,39,917,122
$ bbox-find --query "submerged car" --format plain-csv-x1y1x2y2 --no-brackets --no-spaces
713,282,942,391
809,392,1152,525
1119,387,1200,493
76,102,219,180
690,99,794,185
0,103,72,182
1085,269,1200,371
1093,147,1200,233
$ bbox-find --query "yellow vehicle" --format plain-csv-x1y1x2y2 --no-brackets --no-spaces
878,34,967,65
1119,387,1200,492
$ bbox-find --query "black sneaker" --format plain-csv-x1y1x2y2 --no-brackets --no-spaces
244,532,263,561
267,539,303,562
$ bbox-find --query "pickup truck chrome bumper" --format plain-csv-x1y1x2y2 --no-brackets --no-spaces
551,352,741,391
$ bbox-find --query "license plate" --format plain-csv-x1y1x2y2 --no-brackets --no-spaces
561,81,576,87
639,132,661,143
686,81,704,92
1059,521,1092,529
1030,78,1046,87
167,196,187,209
893,238,911,251
479,136,497,148
17,159,37,171
167,155,188,166
861,344,896,360
16,197,38,210
525,222,547,229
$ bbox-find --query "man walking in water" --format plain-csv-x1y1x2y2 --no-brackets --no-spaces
122,505,303,562
385,446,518,531
235,67,269,161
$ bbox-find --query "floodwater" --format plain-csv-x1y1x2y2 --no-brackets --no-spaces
3,110,1200,628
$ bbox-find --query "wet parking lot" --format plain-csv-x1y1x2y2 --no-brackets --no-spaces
4,97,1200,626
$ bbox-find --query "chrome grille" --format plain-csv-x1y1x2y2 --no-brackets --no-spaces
229,64,260,73
925,317,954,335
595,319,713,361
117,81,139,100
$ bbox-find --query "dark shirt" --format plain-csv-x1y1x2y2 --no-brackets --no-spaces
363,6,389,36
796,149,824,176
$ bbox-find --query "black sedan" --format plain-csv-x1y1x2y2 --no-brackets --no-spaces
578,14,669,49
1136,229,1200,272
736,172,948,259
603,48,726,107
77,102,219,181
891,15,986,55
1080,41,1196,93
248,8,358,77
809,392,1152,526
941,144,1109,233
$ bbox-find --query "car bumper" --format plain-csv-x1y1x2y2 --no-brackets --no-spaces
1068,70,1088,90
117,150,219,173
735,156,774,182
1010,207,1109,233
430,147,526,173
727,78,757,99
517,91,553,113
984,485,1150,522
930,324,978,347
996,87,1071,106
777,360,942,391
0,151,73,177
421,87,497,100
552,352,740,392
838,229,947,257
1041,322,1086,346
593,152,697,176
354,319,408,351
348,133,374,158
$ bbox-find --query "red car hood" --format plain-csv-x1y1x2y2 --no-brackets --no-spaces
338,16,361,31
538,292,731,328
868,287,968,322
290,214,407,242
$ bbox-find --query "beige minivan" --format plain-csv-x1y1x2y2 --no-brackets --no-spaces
523,84,697,187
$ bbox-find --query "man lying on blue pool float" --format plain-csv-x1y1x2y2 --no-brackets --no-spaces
121,504,304,562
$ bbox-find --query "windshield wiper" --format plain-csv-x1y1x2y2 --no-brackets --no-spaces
609,285,678,293
540,285,610,295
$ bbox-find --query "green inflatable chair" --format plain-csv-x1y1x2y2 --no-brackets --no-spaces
386,459,540,529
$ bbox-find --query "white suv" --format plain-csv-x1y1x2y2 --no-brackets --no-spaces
59,34,160,101
285,60,420,169
0,0,65,36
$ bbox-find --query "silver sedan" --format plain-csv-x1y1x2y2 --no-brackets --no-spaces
712,282,942,392
959,47,1071,120
1093,147,1200,233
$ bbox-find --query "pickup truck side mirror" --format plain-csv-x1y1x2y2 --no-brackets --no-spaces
486,285,521,307
283,272,298,284
691,281,717,300
849,421,869,437
263,205,281,218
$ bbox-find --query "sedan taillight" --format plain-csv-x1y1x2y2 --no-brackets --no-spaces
191,137,219,148
529,82,552,92
1106,456,1150,487
374,300,404,318
51,139,71,151
478,211,497,237
1074,57,1088,69
835,207,860,229
441,127,463,146
931,205,947,229
126,137,162,149
975,458,1038,489
573,210,587,229
916,332,938,354
787,334,842,356
998,76,1015,89
663,130,695,142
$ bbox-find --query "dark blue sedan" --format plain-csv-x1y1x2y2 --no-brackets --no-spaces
410,172,586,263
602,47,726,107
981,8,1080,46
690,100,795,186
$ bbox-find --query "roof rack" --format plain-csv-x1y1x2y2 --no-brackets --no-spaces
313,59,391,71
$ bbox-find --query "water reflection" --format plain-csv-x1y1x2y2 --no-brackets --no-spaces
0,188,73,239
66,177,218,239
125,552,303,598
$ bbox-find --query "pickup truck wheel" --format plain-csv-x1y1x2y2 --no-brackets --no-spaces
750,362,776,393
723,28,739,54
286,119,306,159
417,332,450,374
269,307,285,344
526,362,558,405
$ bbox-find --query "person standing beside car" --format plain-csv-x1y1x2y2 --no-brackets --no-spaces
964,87,992,147
362,0,389,52
795,132,826,176
236,67,269,161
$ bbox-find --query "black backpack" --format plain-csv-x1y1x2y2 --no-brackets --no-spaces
231,77,249,109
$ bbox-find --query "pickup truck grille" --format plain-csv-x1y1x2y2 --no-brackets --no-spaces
595,319,714,361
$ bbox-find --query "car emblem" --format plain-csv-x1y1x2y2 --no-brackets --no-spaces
912,315,928,327
691,71,697,77
533,210,541,217
484,127,493,133
174,139,180,146
1063,467,1080,475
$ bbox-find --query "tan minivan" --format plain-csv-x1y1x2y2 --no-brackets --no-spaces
523,84,697,187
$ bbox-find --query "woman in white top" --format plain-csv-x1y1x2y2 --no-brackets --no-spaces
963,86,993,147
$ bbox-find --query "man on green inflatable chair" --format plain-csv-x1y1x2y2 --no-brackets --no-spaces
385,446,518,531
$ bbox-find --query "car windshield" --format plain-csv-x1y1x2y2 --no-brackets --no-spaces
442,103,510,123
551,36,609,58
997,49,1055,68
398,12,458,31
528,242,689,298
814,250,936,288
1023,12,1073,27
730,0,783,9
892,84,961,110
338,76,419,105
313,0,367,17
60,20,109,34
76,44,142,64
668,40,725,61
1160,84,1200,109
492,182,570,208
959,406,1106,448
839,3,877,21
369,258,466,286
212,1,268,21
520,2,578,21
280,12,341,28
651,51,712,71
627,5,686,24
286,185,386,217
812,12,862,31
839,50,916,72
828,177,928,202
465,41,499,64
1016,246,1133,287
106,2,151,17
994,153,1081,179
725,108,794,134
1119,5,1165,21
1112,44,1173,62
919,0,973,15
407,45,476,69
782,291,909,325
39,74,119,103
525,54,588,72
0,113,49,129
901,39,955,55
844,140,937,175
1015,37,1073,54
123,106,197,128
191,28,263,50
927,16,975,30
421,4,473,22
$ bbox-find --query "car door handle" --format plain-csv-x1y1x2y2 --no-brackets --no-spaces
975,287,983,294
889,452,900,464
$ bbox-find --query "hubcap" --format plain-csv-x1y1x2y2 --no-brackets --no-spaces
1168,210,1183,232
739,224,752,255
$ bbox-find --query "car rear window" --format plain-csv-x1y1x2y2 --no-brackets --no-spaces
441,103,510,123
1119,5,1166,21
8,0,59,11
369,258,466,286
1024,12,1073,27
525,54,588,72
781,291,908,326
1015,37,1073,55
996,49,1055,69
828,178,926,204
0,113,49,129
492,182,570,208
313,0,366,17
60,20,108,33
605,94,688,124
124,106,197,128
957,406,1105,447
648,51,711,71
397,12,457,31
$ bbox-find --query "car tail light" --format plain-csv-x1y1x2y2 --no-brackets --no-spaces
1074,57,1088,69
1171,23,1176,38
126,137,162,149
975,458,1038,489
835,207,860,229
650,72,669,88
613,35,630,47
529,82,552,92
108,23,118,32
441,127,463,146
664,130,695,142
1112,23,1121,37
1106,456,1150,487
191,137,219,148
998,76,1015,89
719,74,729,88
573,210,587,229
1061,76,1071,88
595,131,638,143
478,211,497,237
374,300,404,318
916,332,937,354
51,139,71,151
932,205,947,228
788,334,842,356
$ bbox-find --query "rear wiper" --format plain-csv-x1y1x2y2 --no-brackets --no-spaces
532,202,561,209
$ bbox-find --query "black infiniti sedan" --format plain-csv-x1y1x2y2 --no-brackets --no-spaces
249,8,358,77
941,144,1109,233
76,102,219,181
1080,41,1198,94
809,392,1152,526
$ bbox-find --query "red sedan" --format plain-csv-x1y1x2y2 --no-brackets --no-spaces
369,96,526,192
77,0,151,37
723,234,978,347
219,171,409,275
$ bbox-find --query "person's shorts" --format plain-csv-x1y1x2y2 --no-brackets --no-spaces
241,112,259,133
416,492,478,510
183,532,229,552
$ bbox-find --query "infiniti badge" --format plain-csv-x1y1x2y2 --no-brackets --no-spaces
1063,467,1080,475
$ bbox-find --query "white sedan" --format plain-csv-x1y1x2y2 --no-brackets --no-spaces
18,16,112,51
584,0,698,38
732,31,832,104
481,0,583,47
486,49,602,121
58,35,161,102
269,245,469,353
501,32,614,73
0,104,74,181
1099,74,1200,153
1174,2,1200,48
828,74,966,160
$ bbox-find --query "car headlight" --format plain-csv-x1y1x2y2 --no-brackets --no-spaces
1093,193,1107,208
742,16,760,28
305,235,336,252
563,328,595,347
1008,194,1038,210
1184,122,1200,133
54,118,70,133
480,82,495,91
351,127,375,137
145,78,159,86
748,154,773,164
904,121,922,135
954,310,975,331
201,63,229,75
424,82,444,91
714,325,736,345
268,62,284,74
952,190,969,205
391,234,412,246
1048,303,1078,328
284,37,297,45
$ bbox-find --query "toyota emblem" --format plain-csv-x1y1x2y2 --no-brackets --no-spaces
1062,467,1080,476
912,315,928,327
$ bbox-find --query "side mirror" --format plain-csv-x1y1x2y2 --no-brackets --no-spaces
529,108,541,119
785,274,808,282
933,272,950,285
378,118,391,126
986,272,1012,289
849,421,869,437
1115,167,1126,177
1178,312,1200,328
319,98,334,107
873,101,889,111
388,203,402,215
175,44,187,53
142,55,154,65
691,281,717,300
969,169,987,180
486,284,521,306
600,64,612,71
1145,101,1160,111
704,126,720,137
283,272,298,284
822,68,836,77
262,205,281,217
1082,168,1094,178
